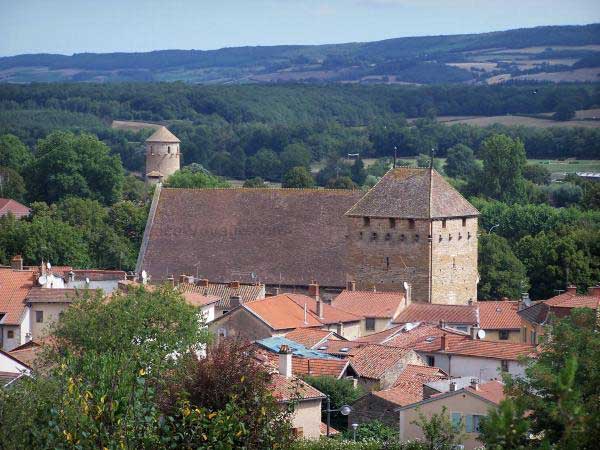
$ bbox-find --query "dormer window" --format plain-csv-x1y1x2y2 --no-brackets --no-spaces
363,217,370,227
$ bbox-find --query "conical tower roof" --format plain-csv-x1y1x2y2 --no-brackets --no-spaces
145,126,180,143
345,167,479,219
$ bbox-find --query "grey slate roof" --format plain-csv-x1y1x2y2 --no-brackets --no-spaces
345,167,479,219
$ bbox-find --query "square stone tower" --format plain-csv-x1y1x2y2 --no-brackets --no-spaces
345,167,479,305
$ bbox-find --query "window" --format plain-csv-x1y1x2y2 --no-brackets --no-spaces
167,146,171,154
389,218,396,228
35,310,44,323
499,329,510,340
365,318,376,331
385,257,390,270
501,360,509,372
530,330,537,345
363,217,370,227
371,232,378,241
385,233,391,241
415,234,420,242
217,328,227,338
408,219,415,229
442,219,447,228
426,355,435,366
462,218,467,227
466,414,484,433
7,330,14,339
451,412,462,430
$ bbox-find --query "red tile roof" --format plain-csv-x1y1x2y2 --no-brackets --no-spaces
269,373,326,402
392,303,478,326
545,291,600,309
285,328,336,349
345,168,479,219
138,187,363,287
383,323,465,349
0,198,30,219
320,422,339,436
181,291,221,308
355,325,404,344
262,351,350,378
466,380,505,405
244,294,323,330
70,269,126,282
25,287,80,303
332,290,406,319
0,268,36,325
373,364,447,406
478,301,521,330
442,339,536,361
287,294,362,325
349,345,412,380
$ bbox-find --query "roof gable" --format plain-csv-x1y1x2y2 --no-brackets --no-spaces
345,168,478,219
332,290,406,319
0,268,36,325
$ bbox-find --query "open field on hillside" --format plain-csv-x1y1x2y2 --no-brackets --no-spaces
435,115,600,129
111,120,162,131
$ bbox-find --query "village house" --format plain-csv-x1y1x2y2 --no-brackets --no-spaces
349,364,447,428
0,198,30,219
478,300,522,342
518,286,600,345
397,379,506,450
331,284,409,336
136,167,479,305
0,347,31,387
284,328,343,349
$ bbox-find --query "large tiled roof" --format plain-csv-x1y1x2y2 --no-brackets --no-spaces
355,325,405,344
332,290,406,319
345,168,479,219
262,351,350,378
393,303,478,325
517,301,547,325
373,364,447,406
384,323,466,350
0,268,36,325
243,294,323,330
349,344,412,380
25,288,81,303
478,301,521,330
466,380,505,405
181,291,221,308
179,281,264,310
545,291,600,309
270,372,326,402
145,126,180,143
287,294,362,325
70,270,126,282
285,328,336,349
138,188,363,287
0,198,30,219
319,339,367,356
442,339,536,361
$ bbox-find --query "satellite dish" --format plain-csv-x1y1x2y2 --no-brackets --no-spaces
403,281,409,291
85,277,90,284
47,262,51,270
477,329,486,340
38,275,47,286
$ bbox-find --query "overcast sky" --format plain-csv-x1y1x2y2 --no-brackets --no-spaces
1,0,599,56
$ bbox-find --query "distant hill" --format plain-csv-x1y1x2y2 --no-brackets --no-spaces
1,23,599,84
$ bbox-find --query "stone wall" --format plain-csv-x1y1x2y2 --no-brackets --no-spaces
349,393,398,429
146,142,180,180
208,308,274,342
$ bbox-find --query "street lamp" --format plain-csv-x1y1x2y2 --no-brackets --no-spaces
325,396,352,437
489,223,500,234
352,423,359,441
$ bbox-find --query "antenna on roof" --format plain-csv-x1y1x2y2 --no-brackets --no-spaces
393,146,397,168
430,147,435,170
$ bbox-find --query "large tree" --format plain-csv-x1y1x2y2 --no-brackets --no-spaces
282,166,315,188
0,134,32,173
27,131,124,205
444,144,478,179
478,233,528,299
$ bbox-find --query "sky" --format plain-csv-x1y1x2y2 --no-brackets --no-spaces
1,0,599,56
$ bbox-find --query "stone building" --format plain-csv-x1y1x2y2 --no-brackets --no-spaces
145,126,180,184
345,168,479,304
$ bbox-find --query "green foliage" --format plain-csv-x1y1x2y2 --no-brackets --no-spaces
546,182,583,207
164,167,231,189
27,131,125,205
523,164,551,185
0,134,32,173
341,420,398,442
281,143,312,174
350,157,367,185
478,233,529,299
479,398,531,450
247,148,283,181
326,176,357,190
553,103,576,121
412,406,465,450
122,174,150,202
366,158,392,178
444,144,478,179
484,309,600,449
292,439,426,450
416,154,443,173
283,166,315,188
0,166,26,201
477,134,527,204
303,375,365,430
243,176,268,188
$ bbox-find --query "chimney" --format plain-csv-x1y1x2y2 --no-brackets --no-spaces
197,278,209,288
316,299,324,319
439,320,445,329
347,280,356,292
167,275,175,288
441,334,449,351
566,285,577,294
278,344,293,378
589,286,600,298
308,282,319,300
521,292,531,308
403,282,412,305
229,295,241,308
68,270,75,283
179,274,187,285
11,255,23,271
449,381,457,392
470,326,480,340
229,280,240,289
273,287,281,295
470,378,480,391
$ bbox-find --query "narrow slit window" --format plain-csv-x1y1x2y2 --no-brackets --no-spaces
363,217,370,227
389,218,396,228
409,219,415,229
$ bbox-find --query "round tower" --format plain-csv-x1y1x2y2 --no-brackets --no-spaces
145,126,181,184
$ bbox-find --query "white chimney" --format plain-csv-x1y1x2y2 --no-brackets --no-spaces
449,381,457,392
470,378,480,391
278,344,293,378
470,327,480,340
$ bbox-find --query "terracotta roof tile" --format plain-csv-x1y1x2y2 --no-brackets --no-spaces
373,364,447,406
269,373,326,402
262,351,349,378
478,301,521,330
345,168,479,219
0,198,30,219
466,380,505,405
243,294,323,330
26,287,81,303
320,339,367,356
349,345,411,380
138,188,363,287
332,290,406,319
545,291,600,309
0,268,36,325
70,270,126,282
383,323,465,350
181,291,220,307
320,422,339,435
285,328,336,349
440,339,536,361
354,325,405,344
393,304,478,325
179,281,264,310
287,294,362,325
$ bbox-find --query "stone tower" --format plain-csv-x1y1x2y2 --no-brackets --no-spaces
345,167,479,305
145,126,181,184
